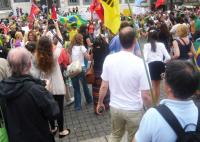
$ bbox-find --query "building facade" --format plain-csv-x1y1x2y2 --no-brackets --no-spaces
4,0,137,14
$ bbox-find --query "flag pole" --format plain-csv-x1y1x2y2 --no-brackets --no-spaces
127,0,156,107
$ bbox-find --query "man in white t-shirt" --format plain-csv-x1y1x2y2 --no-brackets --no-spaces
97,27,151,142
133,60,200,142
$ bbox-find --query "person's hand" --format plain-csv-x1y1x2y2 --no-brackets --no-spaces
54,21,59,29
96,103,105,115
188,52,193,58
44,79,50,90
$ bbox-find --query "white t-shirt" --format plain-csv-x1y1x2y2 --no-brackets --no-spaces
71,45,87,67
135,99,198,142
101,51,150,111
143,42,171,63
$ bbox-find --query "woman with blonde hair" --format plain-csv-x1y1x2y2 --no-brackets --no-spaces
33,36,70,138
172,24,196,60
14,31,24,48
70,33,92,111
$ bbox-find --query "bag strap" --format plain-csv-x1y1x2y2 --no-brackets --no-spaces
0,105,6,127
180,38,192,49
156,105,185,137
50,30,64,45
196,104,200,131
176,39,183,47
180,38,187,46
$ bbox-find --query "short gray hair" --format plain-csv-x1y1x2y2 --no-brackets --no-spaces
7,48,32,76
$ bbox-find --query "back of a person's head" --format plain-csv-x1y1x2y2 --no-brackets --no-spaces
36,36,54,74
93,35,107,48
119,21,131,31
79,25,87,35
9,31,16,39
165,60,199,99
176,24,189,38
7,48,31,76
148,30,158,52
48,19,55,30
25,41,36,54
119,27,136,49
74,33,83,46
159,23,170,36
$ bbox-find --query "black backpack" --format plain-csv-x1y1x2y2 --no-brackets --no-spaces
156,105,200,142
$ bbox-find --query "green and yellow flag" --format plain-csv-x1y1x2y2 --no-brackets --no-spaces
101,0,120,34
59,15,88,27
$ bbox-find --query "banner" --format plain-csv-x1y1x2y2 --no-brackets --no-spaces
155,0,165,8
101,0,120,34
28,3,40,21
90,0,104,21
59,15,88,27
51,5,57,20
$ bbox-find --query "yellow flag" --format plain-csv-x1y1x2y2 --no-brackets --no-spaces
101,0,121,34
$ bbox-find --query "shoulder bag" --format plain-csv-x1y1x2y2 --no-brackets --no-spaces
85,61,95,84
0,105,9,142
67,46,82,78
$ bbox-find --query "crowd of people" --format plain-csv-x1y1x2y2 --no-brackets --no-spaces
0,5,200,142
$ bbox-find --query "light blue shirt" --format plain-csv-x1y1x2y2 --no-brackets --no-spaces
135,99,198,142
109,35,141,56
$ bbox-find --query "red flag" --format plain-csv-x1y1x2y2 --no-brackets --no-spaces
51,5,57,20
90,1,95,12
90,0,104,21
28,3,40,21
155,0,165,8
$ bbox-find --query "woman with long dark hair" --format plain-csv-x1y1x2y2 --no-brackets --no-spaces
92,34,110,114
26,30,37,44
144,30,171,103
33,36,70,138
158,23,171,53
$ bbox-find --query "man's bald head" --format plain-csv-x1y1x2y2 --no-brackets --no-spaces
7,48,32,76
119,27,136,49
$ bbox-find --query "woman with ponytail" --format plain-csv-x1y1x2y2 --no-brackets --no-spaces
144,30,171,103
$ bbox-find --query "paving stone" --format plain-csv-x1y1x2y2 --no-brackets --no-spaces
56,84,153,142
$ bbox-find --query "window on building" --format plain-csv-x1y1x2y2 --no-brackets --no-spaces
125,0,134,3
0,0,10,9
68,0,80,5
83,0,92,5
14,0,30,2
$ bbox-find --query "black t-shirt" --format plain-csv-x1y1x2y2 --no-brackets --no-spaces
93,44,109,71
